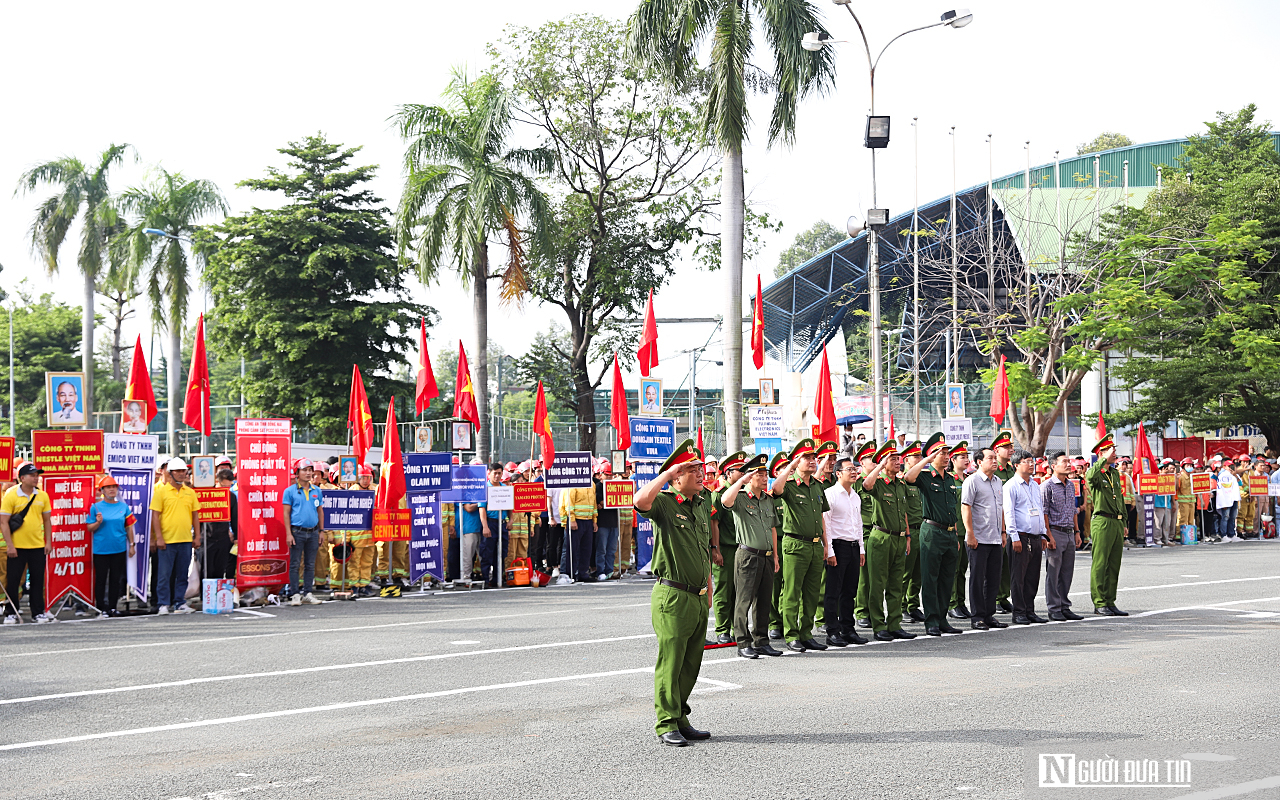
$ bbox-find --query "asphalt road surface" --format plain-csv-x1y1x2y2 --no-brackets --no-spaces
3,541,1279,800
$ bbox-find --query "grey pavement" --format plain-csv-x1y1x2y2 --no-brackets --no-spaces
1,541,1278,800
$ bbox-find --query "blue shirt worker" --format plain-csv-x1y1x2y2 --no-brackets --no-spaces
282,459,325,605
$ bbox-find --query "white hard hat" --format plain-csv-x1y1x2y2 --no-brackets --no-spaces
167,457,189,471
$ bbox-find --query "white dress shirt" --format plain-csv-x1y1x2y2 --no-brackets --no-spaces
823,482,863,557
1003,473,1046,542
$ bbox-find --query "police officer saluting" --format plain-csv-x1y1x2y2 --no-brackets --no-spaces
861,439,915,641
719,453,783,659
1086,433,1129,616
766,451,791,641
770,438,831,653
903,433,965,636
709,451,747,644
634,439,714,747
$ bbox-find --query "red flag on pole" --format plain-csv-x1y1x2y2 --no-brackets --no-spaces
888,413,896,443
638,290,659,377
1095,410,1106,442
533,381,556,470
990,354,1010,425
348,364,375,465
1134,421,1157,475
610,354,630,450
124,334,158,425
812,350,838,444
415,318,438,414
696,424,704,455
375,397,406,511
751,274,765,370
453,341,480,429
182,313,211,437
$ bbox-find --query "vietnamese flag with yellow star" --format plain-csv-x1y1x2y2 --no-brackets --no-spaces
454,341,480,428
751,274,765,370
375,396,406,512
348,364,375,465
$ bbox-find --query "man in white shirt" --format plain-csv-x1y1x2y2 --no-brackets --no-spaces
1003,452,1051,625
1216,462,1242,542
822,457,869,647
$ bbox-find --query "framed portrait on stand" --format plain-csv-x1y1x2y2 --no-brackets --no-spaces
945,383,966,418
639,378,663,417
46,372,85,426
758,378,775,406
451,422,473,452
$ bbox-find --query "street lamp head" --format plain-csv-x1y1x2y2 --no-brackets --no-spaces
867,208,890,229
865,115,891,149
846,215,865,238
941,9,973,28
143,228,168,237
801,31,832,51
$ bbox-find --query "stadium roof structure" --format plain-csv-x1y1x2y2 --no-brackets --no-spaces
758,134,1280,374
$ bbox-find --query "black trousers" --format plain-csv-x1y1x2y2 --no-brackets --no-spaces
205,529,236,580
823,539,860,636
93,551,128,612
6,548,46,616
528,515,546,569
1126,505,1138,539
447,534,461,581
1006,535,1043,617
967,543,1002,622
544,524,563,572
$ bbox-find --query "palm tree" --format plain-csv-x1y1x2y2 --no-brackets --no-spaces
115,169,227,451
16,144,134,422
393,68,554,462
628,1,836,451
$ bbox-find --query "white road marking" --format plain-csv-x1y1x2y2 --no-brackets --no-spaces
1167,774,1280,799
0,633,659,705
1133,596,1280,618
232,609,275,618
1067,574,1280,598
0,600,652,660
449,640,480,645
0,664,667,751
166,775,324,800
690,675,741,694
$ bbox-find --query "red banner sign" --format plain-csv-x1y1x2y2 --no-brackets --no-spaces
1249,475,1269,496
235,419,291,588
373,508,411,542
513,482,547,513
45,475,95,605
195,487,231,522
1191,473,1212,494
602,479,635,509
32,429,104,477
0,436,13,482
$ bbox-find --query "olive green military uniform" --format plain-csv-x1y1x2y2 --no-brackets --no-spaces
912,465,961,629
641,489,712,736
864,475,910,633
853,481,875,623
730,486,779,649
993,462,1016,604
949,470,969,611
710,487,737,640
1086,460,1126,608
776,476,829,642
901,479,924,617
813,471,836,629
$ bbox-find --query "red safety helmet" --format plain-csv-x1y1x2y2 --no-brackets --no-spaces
357,464,373,477
292,458,313,472
505,461,518,471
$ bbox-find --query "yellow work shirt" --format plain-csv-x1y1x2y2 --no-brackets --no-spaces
149,483,202,544
1,486,52,549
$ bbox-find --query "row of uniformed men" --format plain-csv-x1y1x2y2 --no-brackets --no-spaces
635,430,1127,746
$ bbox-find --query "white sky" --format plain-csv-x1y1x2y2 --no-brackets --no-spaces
2,0,1276,393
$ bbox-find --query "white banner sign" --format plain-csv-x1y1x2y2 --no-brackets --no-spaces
748,406,785,439
104,433,159,472
486,484,514,511
942,418,972,444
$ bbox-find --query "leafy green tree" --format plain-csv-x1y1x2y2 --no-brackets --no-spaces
494,15,720,451
394,69,555,462
0,286,84,444
16,143,133,420
1076,132,1134,155
96,258,142,381
205,135,429,442
776,219,844,277
115,168,226,448
628,0,837,450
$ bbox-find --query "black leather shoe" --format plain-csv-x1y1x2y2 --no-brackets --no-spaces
947,608,969,620
889,629,916,640
856,617,872,629
716,633,734,644
1013,615,1032,625
1048,612,1067,621
658,731,689,746
1062,610,1085,621
970,619,989,630
756,643,783,656
940,623,964,635
986,618,1009,629
1094,606,1116,616
786,640,807,652
1029,614,1050,624
845,631,869,645
909,608,926,623
955,603,973,617
1107,605,1129,616
768,628,783,640
737,646,758,659
874,630,894,642
801,638,828,651
825,634,848,648
998,599,1014,613
926,626,942,636
678,725,710,741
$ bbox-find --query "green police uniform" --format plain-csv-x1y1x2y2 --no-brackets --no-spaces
709,451,747,641
911,434,962,630
775,442,830,645
638,440,712,739
813,470,837,628
766,451,791,635
728,455,779,649
864,444,911,634
901,457,924,617
853,443,878,625
1086,448,1127,609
